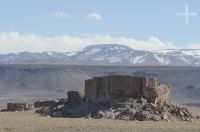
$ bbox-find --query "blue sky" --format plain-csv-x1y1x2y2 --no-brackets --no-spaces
0,0,200,53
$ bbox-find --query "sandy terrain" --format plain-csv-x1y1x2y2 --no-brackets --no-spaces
0,111,200,132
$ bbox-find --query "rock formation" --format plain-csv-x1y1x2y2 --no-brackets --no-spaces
34,75,199,122
36,97,199,121
85,76,170,105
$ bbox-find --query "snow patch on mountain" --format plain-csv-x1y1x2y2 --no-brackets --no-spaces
131,56,145,64
180,50,200,58
85,48,102,56
154,54,170,65
178,56,191,64
1,44,200,66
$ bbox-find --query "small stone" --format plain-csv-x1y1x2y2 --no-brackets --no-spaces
53,111,63,117
179,111,185,116
196,115,200,119
135,111,151,121
46,115,51,118
185,118,193,122
143,103,156,111
138,98,147,104
162,114,168,120
98,110,106,117
152,115,161,121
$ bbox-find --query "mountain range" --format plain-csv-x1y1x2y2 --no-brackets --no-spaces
1,44,200,66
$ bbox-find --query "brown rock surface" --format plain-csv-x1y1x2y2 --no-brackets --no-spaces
85,75,170,105
34,75,199,122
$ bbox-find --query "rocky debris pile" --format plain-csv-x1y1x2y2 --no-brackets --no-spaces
4,75,197,122
91,98,197,122
35,76,199,122
35,98,198,122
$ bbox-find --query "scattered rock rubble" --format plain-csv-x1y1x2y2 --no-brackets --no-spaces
35,97,199,122
35,76,200,122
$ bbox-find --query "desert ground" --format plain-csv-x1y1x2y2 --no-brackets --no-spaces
0,110,200,132
1,65,200,132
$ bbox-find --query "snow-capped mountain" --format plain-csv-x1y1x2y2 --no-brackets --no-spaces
1,44,200,66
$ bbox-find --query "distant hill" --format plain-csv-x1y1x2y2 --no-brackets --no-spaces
0,65,200,104
1,44,200,66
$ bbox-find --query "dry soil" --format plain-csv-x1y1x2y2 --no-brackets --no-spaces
0,110,200,132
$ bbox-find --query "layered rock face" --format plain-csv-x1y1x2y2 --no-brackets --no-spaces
85,75,170,105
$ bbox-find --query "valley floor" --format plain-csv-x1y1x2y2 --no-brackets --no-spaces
0,111,200,132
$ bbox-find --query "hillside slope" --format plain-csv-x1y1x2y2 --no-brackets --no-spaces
1,44,200,66
0,65,200,103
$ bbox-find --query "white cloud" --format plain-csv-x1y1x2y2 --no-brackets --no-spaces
186,44,200,49
87,12,104,21
49,11,69,18
0,32,181,53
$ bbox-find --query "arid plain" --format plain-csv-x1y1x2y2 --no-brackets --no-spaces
0,110,200,132
1,65,200,132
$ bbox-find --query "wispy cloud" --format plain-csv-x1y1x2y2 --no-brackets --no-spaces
87,12,104,21
49,11,70,18
0,32,180,53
